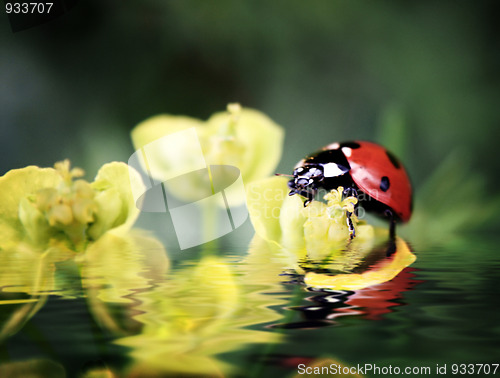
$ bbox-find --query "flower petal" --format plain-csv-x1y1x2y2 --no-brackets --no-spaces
246,176,289,245
131,115,206,182
206,108,284,183
90,162,144,237
0,166,61,250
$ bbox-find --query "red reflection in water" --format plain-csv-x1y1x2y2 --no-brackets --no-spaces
341,267,422,320
271,267,423,329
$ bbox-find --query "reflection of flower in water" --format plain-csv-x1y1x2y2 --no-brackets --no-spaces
81,230,170,335
75,231,285,376
251,236,420,329
111,256,282,377
304,237,416,290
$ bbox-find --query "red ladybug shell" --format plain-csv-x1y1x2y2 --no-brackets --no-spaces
339,141,412,222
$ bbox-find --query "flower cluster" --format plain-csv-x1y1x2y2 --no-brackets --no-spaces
247,177,376,260
0,160,142,258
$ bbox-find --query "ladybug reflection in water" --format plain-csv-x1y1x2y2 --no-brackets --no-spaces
284,141,413,240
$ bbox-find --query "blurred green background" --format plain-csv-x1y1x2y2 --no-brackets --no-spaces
1,0,499,244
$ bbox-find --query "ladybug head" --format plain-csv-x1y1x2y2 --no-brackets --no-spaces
287,165,324,199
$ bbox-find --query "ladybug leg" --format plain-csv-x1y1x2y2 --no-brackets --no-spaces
346,211,356,239
384,210,397,256
384,209,396,241
302,187,317,207
303,191,314,207
343,188,358,239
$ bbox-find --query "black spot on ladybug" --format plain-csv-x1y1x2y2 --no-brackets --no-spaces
380,176,390,192
339,141,361,149
385,150,401,169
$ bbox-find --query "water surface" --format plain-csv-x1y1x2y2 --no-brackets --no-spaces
1,236,499,377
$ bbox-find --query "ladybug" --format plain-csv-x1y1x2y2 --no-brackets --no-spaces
285,141,412,239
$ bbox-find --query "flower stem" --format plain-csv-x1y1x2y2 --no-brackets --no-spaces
201,197,218,257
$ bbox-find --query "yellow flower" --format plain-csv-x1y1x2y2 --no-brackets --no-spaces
324,186,358,217
247,177,375,261
130,103,284,203
0,160,143,256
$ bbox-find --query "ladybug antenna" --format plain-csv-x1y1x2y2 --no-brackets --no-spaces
275,173,294,177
